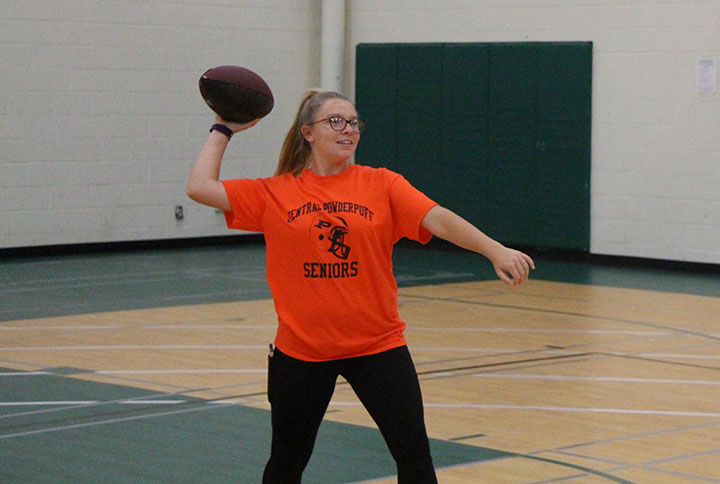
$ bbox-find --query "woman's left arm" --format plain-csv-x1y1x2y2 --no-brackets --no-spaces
421,205,535,286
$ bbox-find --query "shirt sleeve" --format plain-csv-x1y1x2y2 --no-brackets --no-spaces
222,178,267,232
387,172,438,244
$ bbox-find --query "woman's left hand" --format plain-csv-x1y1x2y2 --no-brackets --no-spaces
491,247,535,287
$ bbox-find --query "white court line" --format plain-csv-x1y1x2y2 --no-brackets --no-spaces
411,327,671,335
209,400,720,419
0,369,267,376
0,400,186,406
413,347,720,360
0,344,267,352
0,372,50,376
412,346,532,353
141,324,274,330
5,325,658,334
0,325,124,331
22,398,708,420
0,401,97,406
0,324,274,331
327,401,720,418
95,369,267,375
472,373,720,386
2,343,718,362
0,266,265,292
0,402,228,440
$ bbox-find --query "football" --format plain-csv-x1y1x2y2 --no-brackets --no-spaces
198,65,274,123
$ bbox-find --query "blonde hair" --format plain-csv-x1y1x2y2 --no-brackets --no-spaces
275,89,352,176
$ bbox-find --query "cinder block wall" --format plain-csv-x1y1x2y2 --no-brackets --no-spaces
1,0,320,248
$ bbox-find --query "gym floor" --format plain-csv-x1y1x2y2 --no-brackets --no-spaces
1,238,718,483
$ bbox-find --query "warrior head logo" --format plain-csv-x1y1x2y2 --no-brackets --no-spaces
311,216,350,260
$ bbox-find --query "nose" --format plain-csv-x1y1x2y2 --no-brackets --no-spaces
341,121,354,134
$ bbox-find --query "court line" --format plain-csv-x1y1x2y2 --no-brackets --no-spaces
95,369,267,375
601,351,720,372
0,324,273,331
1,324,670,335
0,371,50,376
555,445,720,483
0,325,124,331
414,346,548,354
1,275,203,294
20,354,692,412
411,327,671,335
429,403,720,419
412,352,591,378
643,446,720,481
327,401,720,418
395,272,475,283
8,344,716,360
3,345,716,361
0,388,253,432
631,353,720,361
517,454,636,484
0,400,187,406
398,293,720,342
553,449,720,484
141,324,271,330
0,382,265,422
550,419,720,455
0,344,268,351
27,367,720,387
22,369,685,436
401,349,720,390
348,450,636,484
542,427,720,482
0,401,98,406
644,467,720,483
0,377,280,436
472,373,720,386
0,401,233,440
0,267,268,292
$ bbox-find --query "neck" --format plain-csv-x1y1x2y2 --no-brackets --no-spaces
309,158,350,176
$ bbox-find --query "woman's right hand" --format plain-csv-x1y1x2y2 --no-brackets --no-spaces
215,114,261,133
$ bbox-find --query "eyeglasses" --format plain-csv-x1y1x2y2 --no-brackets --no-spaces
308,116,365,133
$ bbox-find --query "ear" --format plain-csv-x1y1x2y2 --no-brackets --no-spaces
301,125,314,143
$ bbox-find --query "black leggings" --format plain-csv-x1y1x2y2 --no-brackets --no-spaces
262,345,437,484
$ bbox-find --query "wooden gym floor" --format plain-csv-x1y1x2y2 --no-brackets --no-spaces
1,239,718,483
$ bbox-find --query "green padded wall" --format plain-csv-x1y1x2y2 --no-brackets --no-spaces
355,42,592,251
486,43,538,245
534,43,592,249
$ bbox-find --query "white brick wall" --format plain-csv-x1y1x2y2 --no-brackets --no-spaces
345,0,720,264
1,0,320,248
2,1,719,265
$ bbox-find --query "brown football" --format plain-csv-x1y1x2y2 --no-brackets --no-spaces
199,65,274,123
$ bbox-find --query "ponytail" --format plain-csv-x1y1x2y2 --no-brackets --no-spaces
275,89,351,176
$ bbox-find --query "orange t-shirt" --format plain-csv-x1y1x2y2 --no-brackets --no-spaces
223,164,437,361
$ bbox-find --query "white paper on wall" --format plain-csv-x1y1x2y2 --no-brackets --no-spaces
696,58,717,93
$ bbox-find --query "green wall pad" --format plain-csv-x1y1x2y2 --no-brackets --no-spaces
356,42,592,251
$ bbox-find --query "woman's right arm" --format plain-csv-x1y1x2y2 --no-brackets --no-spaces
186,116,260,212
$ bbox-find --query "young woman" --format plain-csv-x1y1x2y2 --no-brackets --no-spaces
187,90,534,484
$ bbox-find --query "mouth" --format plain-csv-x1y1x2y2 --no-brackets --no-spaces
337,140,354,145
